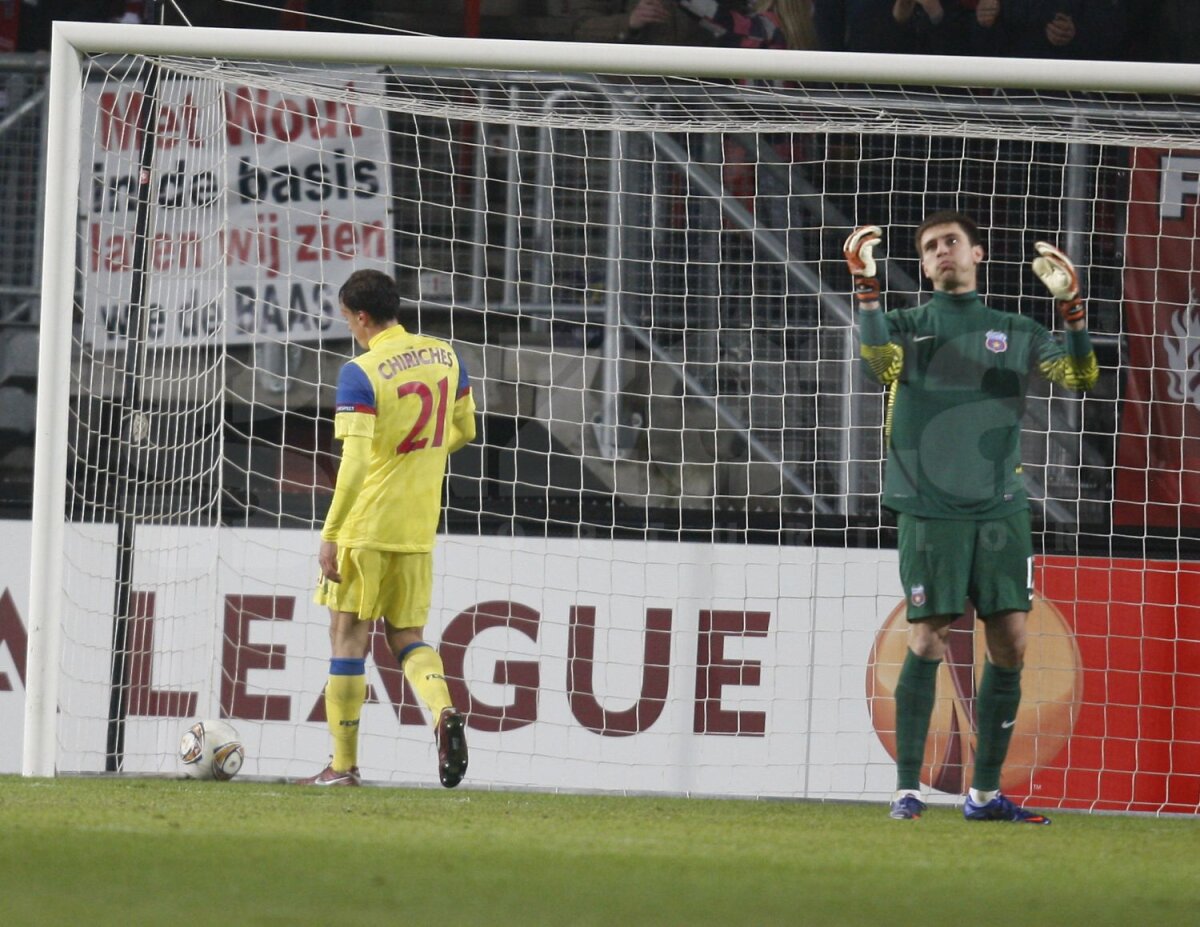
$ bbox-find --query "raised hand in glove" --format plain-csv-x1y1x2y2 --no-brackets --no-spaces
844,225,883,306
1031,241,1084,325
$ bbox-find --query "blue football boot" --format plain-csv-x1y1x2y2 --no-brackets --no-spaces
963,793,1051,824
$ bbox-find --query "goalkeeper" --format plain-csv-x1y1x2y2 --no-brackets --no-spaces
845,211,1097,824
299,269,476,788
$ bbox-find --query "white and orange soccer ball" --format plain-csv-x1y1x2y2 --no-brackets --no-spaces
178,719,245,781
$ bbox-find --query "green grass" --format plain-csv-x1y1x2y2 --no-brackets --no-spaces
0,776,1196,926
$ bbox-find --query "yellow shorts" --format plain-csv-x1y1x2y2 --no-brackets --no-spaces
313,548,432,629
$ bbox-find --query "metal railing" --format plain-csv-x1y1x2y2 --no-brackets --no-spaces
1,61,1115,532
0,55,48,327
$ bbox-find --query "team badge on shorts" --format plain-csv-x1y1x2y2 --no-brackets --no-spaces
985,330,1008,353
910,584,927,607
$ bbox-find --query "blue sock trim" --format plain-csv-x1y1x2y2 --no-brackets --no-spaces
330,657,366,676
396,641,431,664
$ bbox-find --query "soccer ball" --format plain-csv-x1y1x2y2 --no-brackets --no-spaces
179,719,245,781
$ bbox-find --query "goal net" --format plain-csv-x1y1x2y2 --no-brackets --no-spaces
21,23,1200,812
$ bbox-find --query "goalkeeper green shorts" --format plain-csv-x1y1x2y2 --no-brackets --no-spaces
896,510,1033,621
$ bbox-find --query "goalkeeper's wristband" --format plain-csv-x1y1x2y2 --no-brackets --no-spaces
854,277,881,304
1058,297,1084,324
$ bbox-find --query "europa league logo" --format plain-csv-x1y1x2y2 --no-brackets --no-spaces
866,595,1083,794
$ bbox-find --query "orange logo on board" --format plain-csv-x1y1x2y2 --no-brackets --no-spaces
866,595,1082,794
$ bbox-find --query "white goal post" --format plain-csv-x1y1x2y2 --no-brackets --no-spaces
21,21,1200,812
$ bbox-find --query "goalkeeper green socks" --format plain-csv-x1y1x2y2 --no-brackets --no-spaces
894,649,941,791
972,660,1022,793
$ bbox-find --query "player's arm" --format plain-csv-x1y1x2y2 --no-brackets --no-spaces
846,224,904,385
1031,241,1099,390
446,355,478,454
1037,334,1098,390
319,434,370,582
319,363,377,581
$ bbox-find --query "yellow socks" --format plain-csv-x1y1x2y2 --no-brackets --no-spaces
399,642,453,721
324,646,451,771
326,657,366,771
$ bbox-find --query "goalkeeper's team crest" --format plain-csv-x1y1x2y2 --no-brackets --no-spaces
909,584,926,607
985,330,1008,353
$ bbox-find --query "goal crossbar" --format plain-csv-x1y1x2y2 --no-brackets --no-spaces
50,22,1200,94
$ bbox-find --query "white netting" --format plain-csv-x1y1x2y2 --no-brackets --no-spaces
27,30,1200,812
161,54,1200,145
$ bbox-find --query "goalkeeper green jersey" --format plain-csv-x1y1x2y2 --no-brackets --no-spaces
859,290,1098,519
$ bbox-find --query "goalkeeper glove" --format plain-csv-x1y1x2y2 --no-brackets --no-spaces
844,224,882,305
1031,241,1084,324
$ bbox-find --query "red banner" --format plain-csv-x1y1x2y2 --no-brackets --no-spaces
870,555,1200,813
0,1,18,53
1114,149,1200,528
1031,556,1200,813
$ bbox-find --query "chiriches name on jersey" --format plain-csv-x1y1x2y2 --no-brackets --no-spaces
376,346,456,380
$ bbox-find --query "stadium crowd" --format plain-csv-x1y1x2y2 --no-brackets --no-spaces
2,1,1198,63
558,0,1195,62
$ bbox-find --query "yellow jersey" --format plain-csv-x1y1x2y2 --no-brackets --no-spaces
324,324,476,551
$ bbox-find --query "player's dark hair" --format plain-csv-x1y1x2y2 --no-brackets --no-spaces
339,269,400,323
915,211,982,255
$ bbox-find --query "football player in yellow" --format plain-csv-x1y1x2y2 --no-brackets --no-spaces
298,269,476,787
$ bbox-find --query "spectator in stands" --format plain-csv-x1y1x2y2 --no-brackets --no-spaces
814,0,919,53
15,0,123,51
1142,0,1200,63
108,0,293,30
970,1,1131,60
890,0,978,55
566,0,714,45
971,0,1008,55
674,0,818,50
282,1,369,32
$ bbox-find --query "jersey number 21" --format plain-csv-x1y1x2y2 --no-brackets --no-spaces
395,376,449,454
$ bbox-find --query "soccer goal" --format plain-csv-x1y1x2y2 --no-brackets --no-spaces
20,21,1200,811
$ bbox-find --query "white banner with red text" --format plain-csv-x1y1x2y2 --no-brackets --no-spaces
1,522,1197,812
81,69,392,348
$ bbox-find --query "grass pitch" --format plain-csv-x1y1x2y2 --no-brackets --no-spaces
1,775,1196,926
